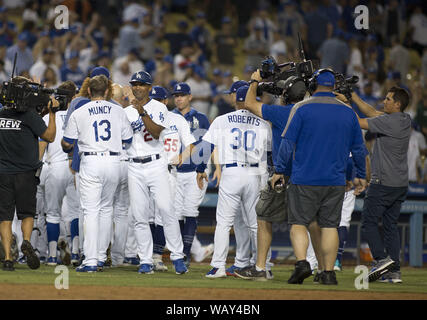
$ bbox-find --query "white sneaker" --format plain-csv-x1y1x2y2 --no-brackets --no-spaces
205,267,226,278
194,244,214,263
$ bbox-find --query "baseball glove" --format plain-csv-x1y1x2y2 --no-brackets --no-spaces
255,180,288,222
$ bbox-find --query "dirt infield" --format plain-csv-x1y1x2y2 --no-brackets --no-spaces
1,284,426,300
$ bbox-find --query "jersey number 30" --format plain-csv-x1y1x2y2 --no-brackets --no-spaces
93,120,111,141
230,128,256,151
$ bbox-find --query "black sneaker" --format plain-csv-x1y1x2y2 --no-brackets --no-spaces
320,271,338,285
288,260,312,284
2,260,15,271
21,240,40,270
313,270,323,284
234,266,267,281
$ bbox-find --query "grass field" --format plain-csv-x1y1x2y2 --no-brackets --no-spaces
1,262,426,300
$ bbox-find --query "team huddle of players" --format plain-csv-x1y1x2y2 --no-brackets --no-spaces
18,65,273,277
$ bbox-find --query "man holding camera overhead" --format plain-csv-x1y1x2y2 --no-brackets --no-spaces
0,76,58,271
273,69,367,285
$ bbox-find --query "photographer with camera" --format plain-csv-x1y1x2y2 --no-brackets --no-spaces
0,76,58,271
335,87,411,283
273,69,367,285
234,69,307,281
38,80,80,266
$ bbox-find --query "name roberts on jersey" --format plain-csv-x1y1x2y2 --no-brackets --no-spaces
227,114,261,126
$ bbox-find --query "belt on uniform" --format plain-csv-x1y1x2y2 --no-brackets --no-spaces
129,154,160,164
83,151,120,156
225,163,259,168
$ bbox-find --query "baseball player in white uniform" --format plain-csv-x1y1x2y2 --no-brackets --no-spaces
148,86,196,271
221,80,261,277
170,82,211,267
110,85,131,268
196,94,272,278
62,75,133,272
40,82,80,266
124,71,187,275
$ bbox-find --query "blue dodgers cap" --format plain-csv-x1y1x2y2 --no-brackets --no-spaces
149,86,169,100
212,68,222,76
129,70,153,85
315,70,335,87
90,66,110,79
222,70,231,77
224,80,248,94
18,32,29,42
236,85,249,102
193,65,206,78
172,82,191,95
163,54,173,64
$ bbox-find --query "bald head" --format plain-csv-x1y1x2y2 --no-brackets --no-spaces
112,83,127,107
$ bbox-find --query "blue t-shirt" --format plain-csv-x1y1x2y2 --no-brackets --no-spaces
261,103,292,166
280,92,366,186
173,108,210,173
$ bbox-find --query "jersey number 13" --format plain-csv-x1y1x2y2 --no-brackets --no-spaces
93,120,111,141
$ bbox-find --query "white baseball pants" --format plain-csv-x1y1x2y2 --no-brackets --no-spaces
111,160,130,266
210,167,261,269
339,190,356,227
45,161,79,224
175,171,207,219
79,155,120,267
128,158,184,264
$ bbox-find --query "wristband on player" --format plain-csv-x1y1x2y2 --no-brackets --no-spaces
140,110,148,117
249,79,259,85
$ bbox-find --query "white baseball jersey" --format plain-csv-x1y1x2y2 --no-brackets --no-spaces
202,109,272,168
124,99,170,158
42,111,68,163
160,111,195,163
64,100,133,152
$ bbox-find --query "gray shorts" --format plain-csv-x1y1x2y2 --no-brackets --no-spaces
287,184,345,228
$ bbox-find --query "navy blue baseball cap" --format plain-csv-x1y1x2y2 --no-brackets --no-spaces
224,80,248,94
90,66,110,79
129,70,153,85
236,85,249,102
212,68,222,76
172,82,191,95
315,70,335,87
149,86,169,100
18,32,29,42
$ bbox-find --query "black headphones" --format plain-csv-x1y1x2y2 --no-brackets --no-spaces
307,68,335,95
280,76,307,105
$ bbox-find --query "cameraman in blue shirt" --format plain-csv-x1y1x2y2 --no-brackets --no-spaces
273,69,367,285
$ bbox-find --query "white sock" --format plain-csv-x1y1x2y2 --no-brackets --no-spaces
48,241,57,258
255,265,265,272
72,237,79,254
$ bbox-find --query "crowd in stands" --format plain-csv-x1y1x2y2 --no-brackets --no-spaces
0,0,426,182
